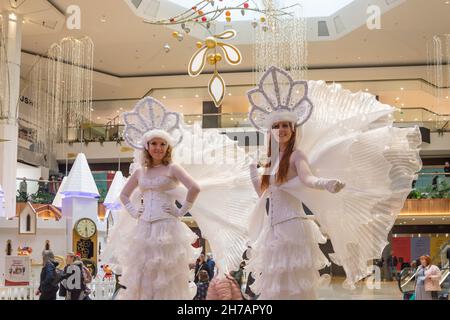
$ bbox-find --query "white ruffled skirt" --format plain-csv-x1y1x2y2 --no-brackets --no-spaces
246,217,330,300
117,218,200,300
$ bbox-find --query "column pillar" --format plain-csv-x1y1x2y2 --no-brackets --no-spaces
0,12,22,219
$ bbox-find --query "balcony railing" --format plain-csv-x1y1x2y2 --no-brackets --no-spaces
63,112,252,144
14,171,450,207
58,107,450,144
16,177,113,205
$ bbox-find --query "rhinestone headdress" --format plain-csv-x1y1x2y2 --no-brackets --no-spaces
122,97,183,149
247,66,314,131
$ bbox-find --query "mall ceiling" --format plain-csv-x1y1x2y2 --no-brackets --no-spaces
16,0,450,77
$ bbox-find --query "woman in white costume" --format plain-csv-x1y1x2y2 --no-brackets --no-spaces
117,98,201,300
245,66,422,299
104,97,257,300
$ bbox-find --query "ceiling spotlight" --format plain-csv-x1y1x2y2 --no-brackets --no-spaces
162,96,167,99
90,108,94,112
446,96,449,99
120,108,123,110
365,88,369,92
195,94,199,98
400,87,404,90
97,117,101,120
100,16,107,23
401,103,404,107
228,93,232,96
395,97,400,101
445,1,450,4
179,105,183,108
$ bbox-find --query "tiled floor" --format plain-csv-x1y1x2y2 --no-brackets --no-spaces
318,277,403,300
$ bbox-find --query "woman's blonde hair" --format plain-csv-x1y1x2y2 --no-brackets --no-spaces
142,144,173,168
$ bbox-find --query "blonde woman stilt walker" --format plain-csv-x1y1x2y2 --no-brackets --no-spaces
103,97,258,299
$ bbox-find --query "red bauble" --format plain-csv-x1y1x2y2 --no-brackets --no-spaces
244,2,249,9
202,16,207,22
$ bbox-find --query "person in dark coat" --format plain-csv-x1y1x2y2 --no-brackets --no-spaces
36,250,60,300
387,252,398,281
206,253,215,280
194,270,210,300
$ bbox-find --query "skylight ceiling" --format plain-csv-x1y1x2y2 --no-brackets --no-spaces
166,0,356,21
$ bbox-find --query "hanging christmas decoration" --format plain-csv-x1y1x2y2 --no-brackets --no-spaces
142,0,298,32
254,0,307,82
427,34,450,131
188,29,242,107
20,37,94,167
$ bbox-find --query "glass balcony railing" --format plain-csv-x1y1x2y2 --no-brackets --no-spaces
394,108,449,132
15,177,113,205
63,113,251,143
59,108,449,144
15,170,450,206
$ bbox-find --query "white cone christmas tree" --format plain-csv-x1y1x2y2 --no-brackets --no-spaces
51,177,67,209
61,153,99,198
103,171,126,210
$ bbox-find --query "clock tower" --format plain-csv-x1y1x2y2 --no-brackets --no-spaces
59,153,105,272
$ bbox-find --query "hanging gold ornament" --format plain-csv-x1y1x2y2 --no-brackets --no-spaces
207,53,217,65
205,37,217,48
196,41,203,48
188,29,242,107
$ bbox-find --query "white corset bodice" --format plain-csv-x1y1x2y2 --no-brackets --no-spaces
268,177,306,226
138,176,179,222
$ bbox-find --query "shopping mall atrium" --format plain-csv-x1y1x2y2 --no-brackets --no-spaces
0,0,449,302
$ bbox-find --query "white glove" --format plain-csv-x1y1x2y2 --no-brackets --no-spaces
163,201,193,217
124,202,140,219
314,179,345,193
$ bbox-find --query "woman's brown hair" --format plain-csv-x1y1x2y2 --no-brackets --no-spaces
260,123,296,192
419,255,431,266
142,144,173,168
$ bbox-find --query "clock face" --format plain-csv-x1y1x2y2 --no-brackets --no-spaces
75,218,97,239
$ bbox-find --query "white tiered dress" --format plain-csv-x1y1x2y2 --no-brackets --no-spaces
116,175,200,300
246,176,330,300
